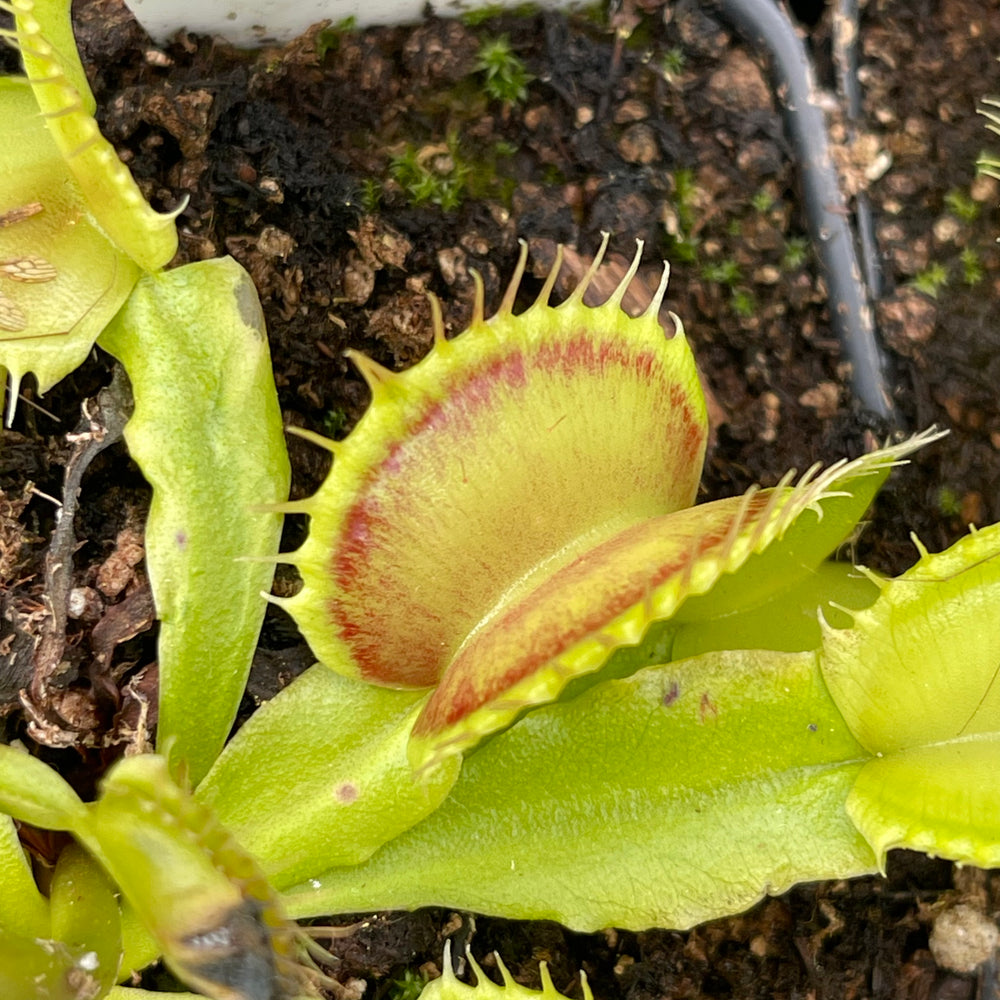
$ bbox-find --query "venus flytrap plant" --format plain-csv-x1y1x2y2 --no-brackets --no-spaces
195,242,955,937
4,7,1000,1000
0,68,976,983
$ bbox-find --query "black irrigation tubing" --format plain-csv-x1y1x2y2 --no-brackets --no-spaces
832,0,884,302
708,0,901,429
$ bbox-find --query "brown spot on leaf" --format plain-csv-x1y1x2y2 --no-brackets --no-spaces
699,692,719,723
663,680,680,707
336,782,359,804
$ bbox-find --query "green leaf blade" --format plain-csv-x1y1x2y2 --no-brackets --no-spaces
283,650,875,931
198,666,461,890
50,843,123,998
672,559,881,658
99,258,291,783
0,743,87,831
0,814,50,939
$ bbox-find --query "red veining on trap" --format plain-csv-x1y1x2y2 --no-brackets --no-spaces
325,328,707,689
670,383,703,463
328,494,446,685
416,494,771,735
531,333,660,383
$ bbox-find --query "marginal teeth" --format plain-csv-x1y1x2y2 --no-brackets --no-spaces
345,349,400,394
428,292,447,344
285,425,340,454
496,240,529,316
563,231,613,306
